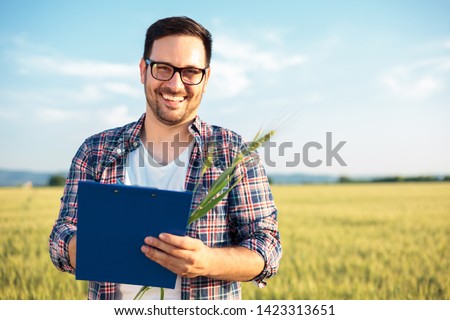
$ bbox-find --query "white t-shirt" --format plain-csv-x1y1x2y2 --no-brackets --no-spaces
116,139,193,300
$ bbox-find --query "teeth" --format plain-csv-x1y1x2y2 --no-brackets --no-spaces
162,94,185,102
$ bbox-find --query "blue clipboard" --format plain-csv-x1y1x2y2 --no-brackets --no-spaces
75,180,193,289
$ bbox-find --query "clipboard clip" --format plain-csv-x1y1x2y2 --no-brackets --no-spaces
115,178,157,197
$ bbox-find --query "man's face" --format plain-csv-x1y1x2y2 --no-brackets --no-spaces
140,35,210,126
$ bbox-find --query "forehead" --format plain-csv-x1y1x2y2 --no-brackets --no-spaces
150,35,206,67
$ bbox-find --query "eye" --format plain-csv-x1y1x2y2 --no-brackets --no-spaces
182,68,202,80
184,68,202,76
155,64,173,73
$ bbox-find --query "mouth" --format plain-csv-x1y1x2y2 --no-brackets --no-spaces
160,93,186,105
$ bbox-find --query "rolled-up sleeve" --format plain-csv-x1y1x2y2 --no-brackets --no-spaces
228,151,282,287
48,141,94,274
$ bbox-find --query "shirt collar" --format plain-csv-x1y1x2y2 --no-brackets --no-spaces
188,115,202,136
188,115,205,155
122,113,146,150
124,113,205,154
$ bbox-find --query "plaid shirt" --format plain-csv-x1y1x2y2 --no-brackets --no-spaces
49,113,281,300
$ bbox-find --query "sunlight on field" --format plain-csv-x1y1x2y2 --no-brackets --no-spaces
1,183,449,299
243,183,450,299
0,187,87,299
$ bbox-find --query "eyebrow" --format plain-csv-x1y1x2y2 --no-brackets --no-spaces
149,59,205,69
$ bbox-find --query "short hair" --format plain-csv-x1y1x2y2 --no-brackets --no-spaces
143,16,213,66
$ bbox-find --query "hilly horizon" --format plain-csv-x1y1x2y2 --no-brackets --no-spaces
0,168,340,187
0,168,447,187
0,168,67,187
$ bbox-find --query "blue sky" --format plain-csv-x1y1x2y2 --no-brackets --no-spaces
0,0,449,177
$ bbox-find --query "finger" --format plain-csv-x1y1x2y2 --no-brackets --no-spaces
159,233,198,250
141,244,175,268
144,236,189,260
141,245,187,275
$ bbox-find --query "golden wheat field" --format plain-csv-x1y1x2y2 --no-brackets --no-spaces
0,183,449,299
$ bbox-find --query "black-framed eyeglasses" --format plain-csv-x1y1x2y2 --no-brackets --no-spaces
145,59,208,85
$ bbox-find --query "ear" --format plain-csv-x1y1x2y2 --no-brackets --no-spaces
202,67,211,93
139,58,147,84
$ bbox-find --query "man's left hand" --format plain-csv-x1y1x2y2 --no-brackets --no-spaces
141,233,211,278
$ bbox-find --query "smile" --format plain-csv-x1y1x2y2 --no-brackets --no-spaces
161,93,186,102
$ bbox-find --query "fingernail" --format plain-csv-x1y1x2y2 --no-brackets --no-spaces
159,233,167,241
145,236,154,244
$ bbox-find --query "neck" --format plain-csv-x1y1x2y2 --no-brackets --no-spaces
140,111,194,165
142,111,194,143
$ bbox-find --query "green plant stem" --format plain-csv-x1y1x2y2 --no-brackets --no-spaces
133,129,275,300
133,285,151,300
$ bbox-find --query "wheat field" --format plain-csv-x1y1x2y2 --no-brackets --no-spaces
1,183,449,299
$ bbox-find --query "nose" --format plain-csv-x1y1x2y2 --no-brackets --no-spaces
164,70,185,91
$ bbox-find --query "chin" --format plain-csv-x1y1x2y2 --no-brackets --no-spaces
158,114,186,126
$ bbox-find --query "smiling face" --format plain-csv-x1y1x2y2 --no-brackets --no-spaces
139,35,210,127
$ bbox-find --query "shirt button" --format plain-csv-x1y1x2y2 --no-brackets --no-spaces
133,142,138,147
116,148,122,154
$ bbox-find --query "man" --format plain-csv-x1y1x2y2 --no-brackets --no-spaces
49,16,281,300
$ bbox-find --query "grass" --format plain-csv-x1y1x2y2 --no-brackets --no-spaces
0,187,87,299
0,183,449,299
242,183,450,299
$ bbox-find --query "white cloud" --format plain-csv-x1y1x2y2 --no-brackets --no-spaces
36,108,82,122
11,34,306,102
0,109,19,120
7,35,138,80
214,35,307,71
34,105,135,128
16,55,137,79
209,61,251,97
103,82,141,98
100,105,135,127
208,34,307,99
382,71,443,99
263,31,284,45
305,93,323,104
381,57,450,99
217,105,240,115
76,84,104,102
60,82,141,103
7,49,143,111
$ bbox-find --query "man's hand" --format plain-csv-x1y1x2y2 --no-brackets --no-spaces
141,233,264,281
68,235,77,269
141,233,211,278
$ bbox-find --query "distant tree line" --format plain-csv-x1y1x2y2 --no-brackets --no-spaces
47,174,449,186
338,175,450,183
48,175,66,186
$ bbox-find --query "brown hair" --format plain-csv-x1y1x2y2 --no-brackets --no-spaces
143,16,213,66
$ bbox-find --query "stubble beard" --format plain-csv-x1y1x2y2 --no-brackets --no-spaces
145,87,202,126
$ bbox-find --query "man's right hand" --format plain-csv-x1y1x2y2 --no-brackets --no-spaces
69,235,77,269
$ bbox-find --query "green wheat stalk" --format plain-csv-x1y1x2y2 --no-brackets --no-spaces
134,129,275,300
